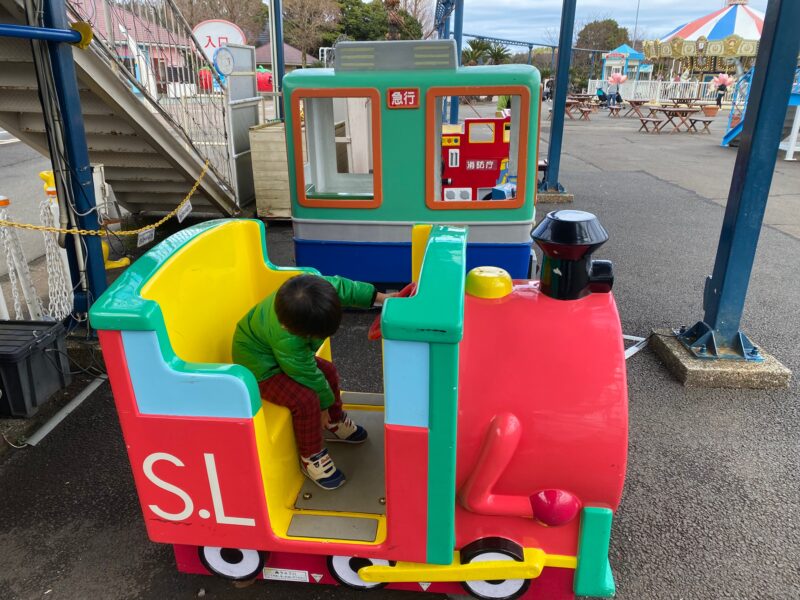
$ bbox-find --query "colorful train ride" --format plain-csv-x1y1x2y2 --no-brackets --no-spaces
90,205,628,599
284,39,541,283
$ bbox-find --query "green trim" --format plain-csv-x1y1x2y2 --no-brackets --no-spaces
574,507,616,598
425,341,460,564
89,218,320,417
381,225,466,344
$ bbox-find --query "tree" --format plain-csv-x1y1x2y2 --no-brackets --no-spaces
461,39,490,65
575,19,630,51
322,0,422,46
283,0,340,67
173,0,269,44
401,0,434,38
573,18,630,85
487,43,510,65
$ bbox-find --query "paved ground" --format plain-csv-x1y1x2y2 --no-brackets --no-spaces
0,136,50,273
0,103,799,599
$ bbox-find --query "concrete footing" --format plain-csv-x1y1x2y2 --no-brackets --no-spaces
650,328,791,389
536,191,574,203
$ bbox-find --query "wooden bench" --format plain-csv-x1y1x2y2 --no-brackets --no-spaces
638,117,663,133
688,116,715,134
577,107,592,121
608,105,622,118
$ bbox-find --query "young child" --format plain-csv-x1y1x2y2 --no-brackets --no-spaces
232,274,390,490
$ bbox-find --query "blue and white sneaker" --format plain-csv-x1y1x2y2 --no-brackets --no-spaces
325,415,368,444
301,448,346,490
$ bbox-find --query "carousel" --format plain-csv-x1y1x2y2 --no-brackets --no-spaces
642,0,764,81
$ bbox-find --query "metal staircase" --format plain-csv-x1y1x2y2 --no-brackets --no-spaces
0,0,246,215
722,66,800,150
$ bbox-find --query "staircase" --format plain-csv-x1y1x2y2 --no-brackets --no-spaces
0,0,244,215
722,67,800,150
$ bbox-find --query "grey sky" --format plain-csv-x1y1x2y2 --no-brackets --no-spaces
461,1,769,49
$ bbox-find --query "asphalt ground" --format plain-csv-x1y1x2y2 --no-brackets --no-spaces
1,107,799,599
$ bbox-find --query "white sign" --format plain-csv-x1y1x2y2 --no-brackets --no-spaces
137,228,155,248
192,19,246,61
262,568,310,583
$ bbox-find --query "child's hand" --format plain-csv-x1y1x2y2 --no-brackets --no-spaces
321,409,332,428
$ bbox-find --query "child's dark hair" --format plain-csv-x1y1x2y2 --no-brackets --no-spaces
275,275,342,339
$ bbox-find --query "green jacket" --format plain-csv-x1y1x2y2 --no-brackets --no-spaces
232,275,376,409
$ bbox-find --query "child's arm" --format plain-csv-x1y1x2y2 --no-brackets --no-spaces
271,336,336,409
323,275,378,309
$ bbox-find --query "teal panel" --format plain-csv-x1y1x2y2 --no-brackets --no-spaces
574,507,616,598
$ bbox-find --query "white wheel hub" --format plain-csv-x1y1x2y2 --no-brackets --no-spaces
328,555,390,589
463,552,527,600
200,546,263,580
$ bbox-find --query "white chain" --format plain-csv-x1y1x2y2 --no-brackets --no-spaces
39,199,73,320
0,207,24,319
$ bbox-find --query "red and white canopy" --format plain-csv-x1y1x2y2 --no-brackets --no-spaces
660,1,764,43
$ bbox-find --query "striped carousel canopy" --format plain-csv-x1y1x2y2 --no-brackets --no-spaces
659,0,764,43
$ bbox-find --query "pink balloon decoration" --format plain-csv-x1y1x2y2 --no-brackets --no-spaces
712,73,735,87
608,73,628,85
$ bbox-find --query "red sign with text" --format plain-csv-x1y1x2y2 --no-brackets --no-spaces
387,88,420,109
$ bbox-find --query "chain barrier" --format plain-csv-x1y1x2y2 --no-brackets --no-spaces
39,198,73,320
0,160,209,237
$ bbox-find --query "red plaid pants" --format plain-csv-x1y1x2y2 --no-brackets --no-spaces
258,357,343,457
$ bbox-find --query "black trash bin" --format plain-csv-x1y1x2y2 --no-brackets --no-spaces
0,320,71,418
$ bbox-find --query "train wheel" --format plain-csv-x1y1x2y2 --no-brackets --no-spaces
198,546,265,581
460,538,530,600
327,555,390,590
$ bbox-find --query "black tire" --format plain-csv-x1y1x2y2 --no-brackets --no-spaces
459,538,530,600
198,546,266,581
327,555,391,590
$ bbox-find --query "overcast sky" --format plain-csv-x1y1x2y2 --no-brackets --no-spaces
460,0,769,48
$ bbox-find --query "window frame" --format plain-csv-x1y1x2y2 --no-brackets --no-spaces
291,88,383,209
425,85,531,210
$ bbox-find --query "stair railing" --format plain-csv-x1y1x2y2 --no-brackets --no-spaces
66,0,235,197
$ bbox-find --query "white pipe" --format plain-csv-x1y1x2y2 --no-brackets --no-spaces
785,107,800,161
26,377,107,446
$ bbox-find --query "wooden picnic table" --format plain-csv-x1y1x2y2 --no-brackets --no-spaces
657,107,701,133
669,97,702,107
623,99,650,118
564,99,580,120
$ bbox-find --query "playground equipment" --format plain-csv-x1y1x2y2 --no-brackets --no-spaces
722,66,800,156
282,40,540,282
89,210,628,599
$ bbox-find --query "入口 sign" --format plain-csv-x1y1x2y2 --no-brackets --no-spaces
192,19,246,62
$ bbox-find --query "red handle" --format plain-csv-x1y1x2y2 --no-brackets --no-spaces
367,282,417,340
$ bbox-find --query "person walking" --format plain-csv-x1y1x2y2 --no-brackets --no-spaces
716,80,728,108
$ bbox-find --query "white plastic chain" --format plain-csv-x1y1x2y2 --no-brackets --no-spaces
39,199,73,320
0,207,24,319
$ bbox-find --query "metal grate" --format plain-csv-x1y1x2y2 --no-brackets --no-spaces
67,0,234,194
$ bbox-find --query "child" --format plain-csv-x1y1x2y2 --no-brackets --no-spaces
232,274,390,490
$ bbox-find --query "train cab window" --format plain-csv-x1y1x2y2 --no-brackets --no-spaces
292,90,382,208
427,87,530,208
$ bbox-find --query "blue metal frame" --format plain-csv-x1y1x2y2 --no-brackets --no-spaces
39,0,106,311
0,23,80,43
271,0,285,120
448,0,464,125
678,0,800,361
540,0,577,193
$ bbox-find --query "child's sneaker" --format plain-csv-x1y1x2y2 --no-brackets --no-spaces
325,414,368,443
301,448,346,490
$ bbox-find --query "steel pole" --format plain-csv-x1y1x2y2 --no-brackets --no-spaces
442,14,451,122
269,0,285,120
42,0,106,311
542,0,577,192
0,23,80,43
679,0,800,360
449,0,464,125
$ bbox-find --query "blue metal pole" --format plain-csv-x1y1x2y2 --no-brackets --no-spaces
448,0,464,125
0,23,80,44
527,45,533,65
541,0,577,192
42,0,106,311
271,0,286,120
679,0,800,361
442,14,451,122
